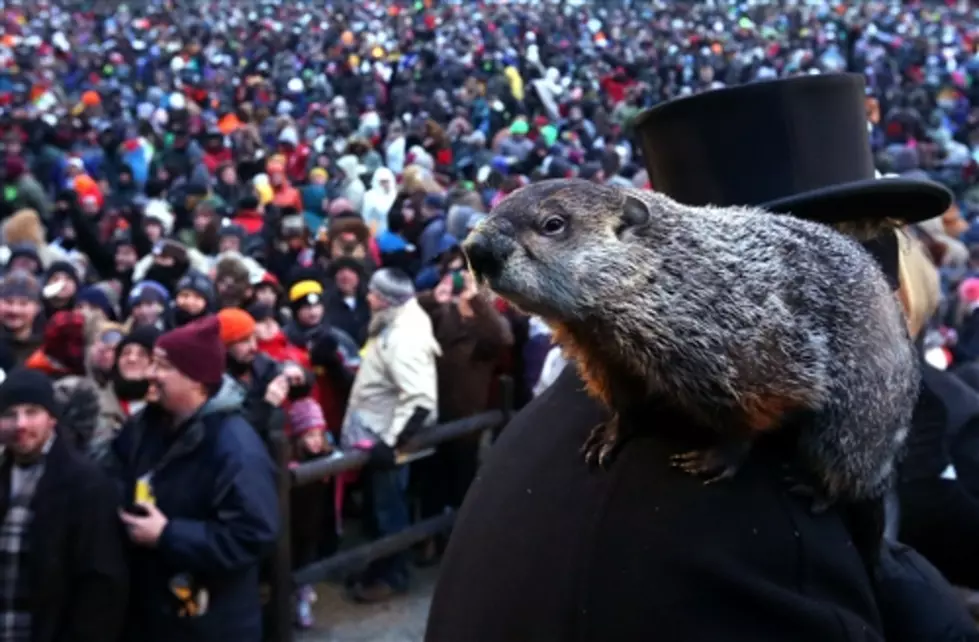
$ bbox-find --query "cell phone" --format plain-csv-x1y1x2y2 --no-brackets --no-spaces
451,271,465,295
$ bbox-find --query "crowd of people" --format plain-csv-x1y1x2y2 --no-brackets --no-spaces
1,0,979,638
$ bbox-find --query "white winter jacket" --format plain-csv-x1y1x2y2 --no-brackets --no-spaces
342,298,441,448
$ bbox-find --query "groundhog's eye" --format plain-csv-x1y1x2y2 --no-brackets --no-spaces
540,216,567,236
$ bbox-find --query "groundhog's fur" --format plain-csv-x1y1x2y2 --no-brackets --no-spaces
465,179,918,504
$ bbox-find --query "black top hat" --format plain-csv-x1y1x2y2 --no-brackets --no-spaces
632,74,951,225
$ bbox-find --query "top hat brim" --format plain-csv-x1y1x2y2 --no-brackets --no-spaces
760,176,952,226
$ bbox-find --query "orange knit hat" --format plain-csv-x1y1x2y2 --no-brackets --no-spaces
217,308,256,345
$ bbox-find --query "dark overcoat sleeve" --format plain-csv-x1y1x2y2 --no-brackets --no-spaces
62,470,129,642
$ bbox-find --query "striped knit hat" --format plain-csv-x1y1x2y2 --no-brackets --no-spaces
289,398,326,435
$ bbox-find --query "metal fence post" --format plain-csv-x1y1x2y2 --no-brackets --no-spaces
267,429,294,642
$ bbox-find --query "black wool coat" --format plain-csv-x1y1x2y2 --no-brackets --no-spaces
426,366,884,642
0,434,129,642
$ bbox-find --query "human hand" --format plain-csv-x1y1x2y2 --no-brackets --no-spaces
282,363,306,386
434,275,453,304
119,502,169,547
264,374,289,407
459,270,479,302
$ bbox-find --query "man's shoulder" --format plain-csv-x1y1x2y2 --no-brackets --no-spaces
205,412,273,462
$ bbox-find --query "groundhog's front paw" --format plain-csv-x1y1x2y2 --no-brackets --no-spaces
581,415,620,469
671,448,740,484
671,440,751,485
782,465,835,514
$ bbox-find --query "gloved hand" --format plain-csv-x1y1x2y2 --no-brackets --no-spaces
395,407,432,449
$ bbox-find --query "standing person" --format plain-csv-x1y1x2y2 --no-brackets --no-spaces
325,258,370,348
342,268,440,603
217,307,313,440
427,76,953,641
0,367,128,642
414,268,512,564
110,316,279,642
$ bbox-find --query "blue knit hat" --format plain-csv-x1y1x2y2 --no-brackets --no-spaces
128,280,170,309
77,285,117,321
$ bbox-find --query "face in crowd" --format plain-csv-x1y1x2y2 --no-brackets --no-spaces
146,348,201,414
175,289,208,317
3,403,56,459
297,299,324,327
88,328,123,375
132,300,165,327
333,267,360,297
0,294,39,335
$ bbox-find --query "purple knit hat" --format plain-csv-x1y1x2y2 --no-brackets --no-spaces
289,398,326,435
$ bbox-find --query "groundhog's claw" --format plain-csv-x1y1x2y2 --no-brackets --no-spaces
671,448,742,484
581,415,620,469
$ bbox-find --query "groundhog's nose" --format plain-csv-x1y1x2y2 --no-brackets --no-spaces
464,231,508,281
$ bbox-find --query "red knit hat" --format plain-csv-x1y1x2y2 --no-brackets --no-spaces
155,316,226,387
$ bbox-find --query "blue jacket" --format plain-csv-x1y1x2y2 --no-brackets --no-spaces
108,379,279,642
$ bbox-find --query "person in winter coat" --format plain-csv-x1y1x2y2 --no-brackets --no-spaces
361,167,398,235
110,316,279,642
3,157,52,221
168,271,215,328
325,257,371,348
91,325,160,459
0,368,128,642
335,155,366,214
217,307,314,441
287,398,337,629
342,268,440,603
416,194,448,266
414,269,512,563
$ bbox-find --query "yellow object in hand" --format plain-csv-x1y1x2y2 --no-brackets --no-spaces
135,476,156,506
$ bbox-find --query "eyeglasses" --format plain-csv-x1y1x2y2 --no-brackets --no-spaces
99,330,123,346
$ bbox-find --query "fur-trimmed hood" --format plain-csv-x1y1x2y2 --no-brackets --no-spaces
0,209,69,268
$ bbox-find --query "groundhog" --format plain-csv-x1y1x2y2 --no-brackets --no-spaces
463,179,918,508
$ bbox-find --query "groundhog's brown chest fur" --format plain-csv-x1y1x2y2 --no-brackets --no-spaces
550,322,806,436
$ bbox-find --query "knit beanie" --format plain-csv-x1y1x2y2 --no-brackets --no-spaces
0,270,40,301
128,280,170,308
116,324,162,360
368,268,415,307
155,316,226,387
6,244,42,274
246,302,276,323
289,397,326,435
176,270,215,305
45,260,80,289
77,285,117,320
41,310,87,376
217,308,256,345
0,368,60,418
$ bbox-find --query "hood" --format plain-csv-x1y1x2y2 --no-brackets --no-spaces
200,375,246,418
2,209,46,247
336,155,365,181
370,167,396,192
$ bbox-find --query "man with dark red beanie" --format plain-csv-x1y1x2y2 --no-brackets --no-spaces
108,315,279,642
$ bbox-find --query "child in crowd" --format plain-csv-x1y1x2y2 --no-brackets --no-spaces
288,397,336,629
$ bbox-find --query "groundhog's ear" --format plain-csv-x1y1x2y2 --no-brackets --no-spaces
618,195,650,235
